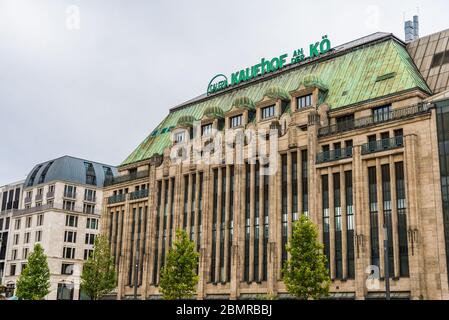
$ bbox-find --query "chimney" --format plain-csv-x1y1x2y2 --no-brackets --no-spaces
404,15,419,42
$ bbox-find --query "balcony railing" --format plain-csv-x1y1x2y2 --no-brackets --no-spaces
316,147,353,164
84,196,97,203
46,191,55,199
108,194,127,205
129,189,149,201
63,192,76,199
24,197,32,204
361,136,404,155
13,202,101,216
104,170,149,187
318,103,430,137
35,194,43,201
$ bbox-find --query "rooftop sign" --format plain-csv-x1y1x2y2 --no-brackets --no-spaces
207,35,332,95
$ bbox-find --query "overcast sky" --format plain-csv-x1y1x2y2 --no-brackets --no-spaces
0,0,448,185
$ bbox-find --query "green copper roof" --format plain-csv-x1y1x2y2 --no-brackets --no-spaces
122,35,430,166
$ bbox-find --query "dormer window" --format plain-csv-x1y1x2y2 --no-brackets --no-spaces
201,123,213,137
230,114,243,128
174,132,185,143
297,94,312,109
261,105,276,119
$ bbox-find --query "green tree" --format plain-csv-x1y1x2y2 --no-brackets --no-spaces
16,243,50,300
81,234,116,300
282,215,330,300
160,230,199,300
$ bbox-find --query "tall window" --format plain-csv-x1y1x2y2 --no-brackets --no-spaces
345,171,355,279
291,152,298,221
301,150,308,216
261,105,275,119
334,173,342,279
190,174,197,241
262,170,269,281
211,169,218,282
219,168,226,282
368,167,380,267
395,162,409,277
281,155,288,266
382,164,394,276
244,163,250,282
373,105,392,123
297,94,312,109
227,167,234,281
152,181,162,285
128,208,136,286
183,176,189,229
170,178,176,247
230,114,243,128
322,175,330,272
254,162,260,282
103,166,114,185
27,165,43,186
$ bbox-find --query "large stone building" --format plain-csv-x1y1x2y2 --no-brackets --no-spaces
3,156,117,300
102,29,449,300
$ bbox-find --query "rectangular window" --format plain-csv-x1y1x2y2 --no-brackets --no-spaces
64,231,77,243
83,203,95,214
302,150,308,216
345,171,355,279
83,249,93,260
12,249,17,260
243,164,250,282
336,114,355,131
281,155,288,267
84,189,96,202
61,263,74,275
395,162,409,277
37,214,44,226
14,234,19,245
22,248,29,260
227,167,234,281
211,169,218,282
262,169,269,281
382,164,394,277
219,168,226,283
322,175,330,272
201,123,213,137
62,247,75,259
65,215,78,227
63,200,75,212
85,233,95,245
152,181,162,285
368,167,380,267
297,94,312,108
253,162,260,282
230,114,243,128
261,105,275,119
86,218,99,230
35,230,42,242
373,105,392,123
334,173,342,279
10,264,16,276
174,132,185,143
26,216,32,228
24,232,30,244
64,185,77,198
291,152,298,221
14,219,21,230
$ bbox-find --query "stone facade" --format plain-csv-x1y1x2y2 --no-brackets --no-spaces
102,32,449,300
